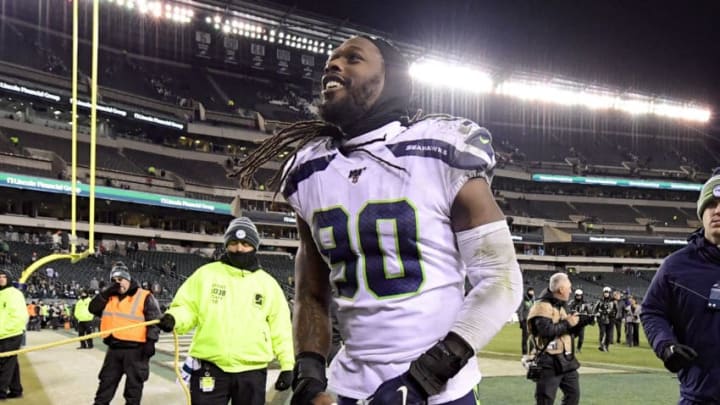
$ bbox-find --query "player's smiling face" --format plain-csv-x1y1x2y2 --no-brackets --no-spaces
319,36,385,129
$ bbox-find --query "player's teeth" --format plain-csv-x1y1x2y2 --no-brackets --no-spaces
326,81,343,89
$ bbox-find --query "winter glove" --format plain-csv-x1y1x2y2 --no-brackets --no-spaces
157,313,176,333
406,332,474,397
100,283,121,299
368,372,427,405
143,340,156,358
662,344,697,373
275,370,293,391
290,352,327,405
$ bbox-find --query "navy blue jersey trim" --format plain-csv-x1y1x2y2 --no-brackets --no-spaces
282,154,336,199
386,139,493,170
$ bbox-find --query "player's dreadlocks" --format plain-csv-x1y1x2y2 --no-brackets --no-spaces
228,120,342,191
227,111,455,193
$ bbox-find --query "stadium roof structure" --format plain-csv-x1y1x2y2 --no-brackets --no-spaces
181,0,712,123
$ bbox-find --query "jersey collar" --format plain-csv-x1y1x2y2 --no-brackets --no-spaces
340,121,406,149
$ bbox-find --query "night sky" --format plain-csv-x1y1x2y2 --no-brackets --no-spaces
264,0,720,109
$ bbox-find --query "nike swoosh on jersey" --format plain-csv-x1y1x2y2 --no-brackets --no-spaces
397,385,408,405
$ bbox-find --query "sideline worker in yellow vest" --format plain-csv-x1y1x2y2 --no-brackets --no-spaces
158,217,294,405
74,289,95,349
89,263,161,405
0,269,28,400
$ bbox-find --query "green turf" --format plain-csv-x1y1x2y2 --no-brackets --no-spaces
477,373,680,404
482,323,665,370
473,323,681,404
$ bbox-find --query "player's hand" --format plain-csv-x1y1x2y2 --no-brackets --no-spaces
368,373,427,405
566,313,580,327
662,344,697,373
407,332,474,396
291,352,327,405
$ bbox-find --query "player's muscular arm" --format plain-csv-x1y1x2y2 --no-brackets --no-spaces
291,217,332,405
450,177,505,231
447,175,523,351
371,179,522,399
293,216,332,356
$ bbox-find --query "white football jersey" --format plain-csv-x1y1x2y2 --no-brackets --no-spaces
282,118,496,402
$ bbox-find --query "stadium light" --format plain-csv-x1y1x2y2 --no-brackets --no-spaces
100,0,193,24
496,80,616,109
203,14,329,55
409,60,493,94
496,79,711,123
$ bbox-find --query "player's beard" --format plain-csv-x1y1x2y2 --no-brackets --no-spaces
319,73,383,133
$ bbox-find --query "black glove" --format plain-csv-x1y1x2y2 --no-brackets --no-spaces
143,340,156,358
662,344,697,373
100,283,121,299
368,372,427,405
290,352,327,405
275,370,293,391
407,332,474,397
157,313,175,333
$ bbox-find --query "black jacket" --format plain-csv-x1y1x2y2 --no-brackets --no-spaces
89,281,161,347
529,289,593,342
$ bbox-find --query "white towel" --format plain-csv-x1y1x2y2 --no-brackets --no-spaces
177,355,201,387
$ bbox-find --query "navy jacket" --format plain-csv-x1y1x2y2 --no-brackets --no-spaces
640,229,720,403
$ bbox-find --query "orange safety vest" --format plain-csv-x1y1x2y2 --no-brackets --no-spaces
100,289,150,343
27,303,36,317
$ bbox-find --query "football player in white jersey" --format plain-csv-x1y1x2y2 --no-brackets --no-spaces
233,36,523,405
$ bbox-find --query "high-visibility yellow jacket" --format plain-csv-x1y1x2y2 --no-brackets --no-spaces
167,261,294,373
74,297,94,322
0,287,29,340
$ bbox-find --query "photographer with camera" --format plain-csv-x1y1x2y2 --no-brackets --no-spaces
527,273,594,405
593,287,617,352
518,287,535,361
641,171,720,404
567,289,593,353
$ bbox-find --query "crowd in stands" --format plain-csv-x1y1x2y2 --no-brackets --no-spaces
1,226,295,304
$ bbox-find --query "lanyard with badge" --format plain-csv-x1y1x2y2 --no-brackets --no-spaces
199,363,215,393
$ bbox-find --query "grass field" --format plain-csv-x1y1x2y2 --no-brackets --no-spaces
478,373,680,404
477,323,681,404
483,322,664,370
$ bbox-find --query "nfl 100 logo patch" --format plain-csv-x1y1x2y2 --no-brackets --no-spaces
348,167,366,184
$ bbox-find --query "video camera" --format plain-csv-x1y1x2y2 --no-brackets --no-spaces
569,311,599,326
